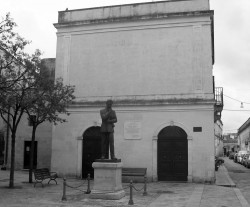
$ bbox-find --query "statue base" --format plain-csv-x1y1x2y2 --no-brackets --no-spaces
95,158,121,163
90,161,125,200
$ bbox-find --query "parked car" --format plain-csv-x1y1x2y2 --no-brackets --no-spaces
242,154,250,166
245,156,250,168
237,150,248,164
234,153,238,163
229,152,236,159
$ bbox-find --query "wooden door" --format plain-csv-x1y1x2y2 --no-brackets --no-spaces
23,141,37,169
158,126,188,181
82,126,102,179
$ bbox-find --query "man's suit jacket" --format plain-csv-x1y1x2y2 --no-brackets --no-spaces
100,108,117,132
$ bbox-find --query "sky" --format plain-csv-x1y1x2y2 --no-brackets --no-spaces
1,0,250,134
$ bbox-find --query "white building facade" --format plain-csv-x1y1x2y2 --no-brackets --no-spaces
214,120,223,157
238,118,250,152
52,0,216,183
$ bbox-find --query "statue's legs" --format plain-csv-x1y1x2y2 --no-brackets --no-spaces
101,132,116,159
109,132,116,159
101,133,109,159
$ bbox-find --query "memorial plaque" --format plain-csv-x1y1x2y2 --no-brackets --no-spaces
124,121,142,140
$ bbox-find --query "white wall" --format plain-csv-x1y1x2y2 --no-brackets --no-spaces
214,120,223,156
55,15,214,99
14,114,52,170
51,104,215,182
239,128,250,151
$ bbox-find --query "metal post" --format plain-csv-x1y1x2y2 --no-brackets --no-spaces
62,178,67,201
143,176,148,196
128,180,134,205
86,173,91,194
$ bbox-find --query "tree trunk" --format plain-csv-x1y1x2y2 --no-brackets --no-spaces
9,132,16,188
4,108,10,165
29,126,37,183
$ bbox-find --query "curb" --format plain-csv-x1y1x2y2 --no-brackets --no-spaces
234,188,250,207
216,165,236,187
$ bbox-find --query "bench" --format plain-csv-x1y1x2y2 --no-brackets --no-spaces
33,168,58,187
122,168,148,195
122,168,147,177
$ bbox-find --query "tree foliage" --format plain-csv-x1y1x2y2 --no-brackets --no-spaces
0,13,30,90
25,57,75,183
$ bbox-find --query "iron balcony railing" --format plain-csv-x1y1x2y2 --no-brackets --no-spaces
215,87,223,107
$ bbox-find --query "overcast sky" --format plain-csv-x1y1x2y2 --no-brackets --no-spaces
1,0,250,134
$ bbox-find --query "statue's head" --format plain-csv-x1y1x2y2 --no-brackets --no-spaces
106,99,113,109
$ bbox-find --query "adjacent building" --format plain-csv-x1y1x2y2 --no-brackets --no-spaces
51,0,221,183
238,118,250,152
214,119,223,157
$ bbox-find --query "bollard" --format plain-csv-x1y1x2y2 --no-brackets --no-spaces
143,176,148,196
86,173,91,194
62,178,67,201
128,180,134,205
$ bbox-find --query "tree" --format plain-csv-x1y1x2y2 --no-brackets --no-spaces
0,13,30,90
0,57,36,188
25,59,75,183
0,13,39,188
0,12,75,188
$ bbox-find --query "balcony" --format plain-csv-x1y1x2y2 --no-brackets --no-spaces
214,87,224,122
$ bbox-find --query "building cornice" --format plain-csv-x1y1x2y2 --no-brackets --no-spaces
54,10,213,28
69,96,215,108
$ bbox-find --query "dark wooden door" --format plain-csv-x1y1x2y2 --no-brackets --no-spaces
23,141,37,169
158,126,188,181
82,126,102,179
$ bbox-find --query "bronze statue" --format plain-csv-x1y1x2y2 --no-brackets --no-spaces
100,99,117,159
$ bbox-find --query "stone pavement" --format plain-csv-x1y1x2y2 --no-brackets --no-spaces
0,164,250,207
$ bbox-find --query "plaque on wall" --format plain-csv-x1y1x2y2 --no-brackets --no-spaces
124,121,142,140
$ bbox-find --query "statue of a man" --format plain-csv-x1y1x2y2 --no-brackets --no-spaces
100,99,117,159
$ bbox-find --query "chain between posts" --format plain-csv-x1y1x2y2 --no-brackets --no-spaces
128,176,148,205
62,173,91,201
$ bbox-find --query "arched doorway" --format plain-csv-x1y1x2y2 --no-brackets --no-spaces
82,126,102,179
157,126,188,181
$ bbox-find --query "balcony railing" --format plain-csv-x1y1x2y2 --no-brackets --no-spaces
214,87,223,122
215,87,223,106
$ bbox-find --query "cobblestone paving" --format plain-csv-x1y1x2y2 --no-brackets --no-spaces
200,185,242,207
0,171,195,207
1,167,249,207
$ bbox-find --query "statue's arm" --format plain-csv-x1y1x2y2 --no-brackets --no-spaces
100,110,110,121
108,111,117,123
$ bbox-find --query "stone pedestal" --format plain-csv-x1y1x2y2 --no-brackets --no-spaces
90,161,125,200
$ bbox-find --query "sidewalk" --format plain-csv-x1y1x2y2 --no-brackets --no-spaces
216,165,236,187
0,166,250,207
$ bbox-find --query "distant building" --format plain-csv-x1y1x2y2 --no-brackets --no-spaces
238,118,250,151
52,0,221,183
40,58,55,82
223,133,238,155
